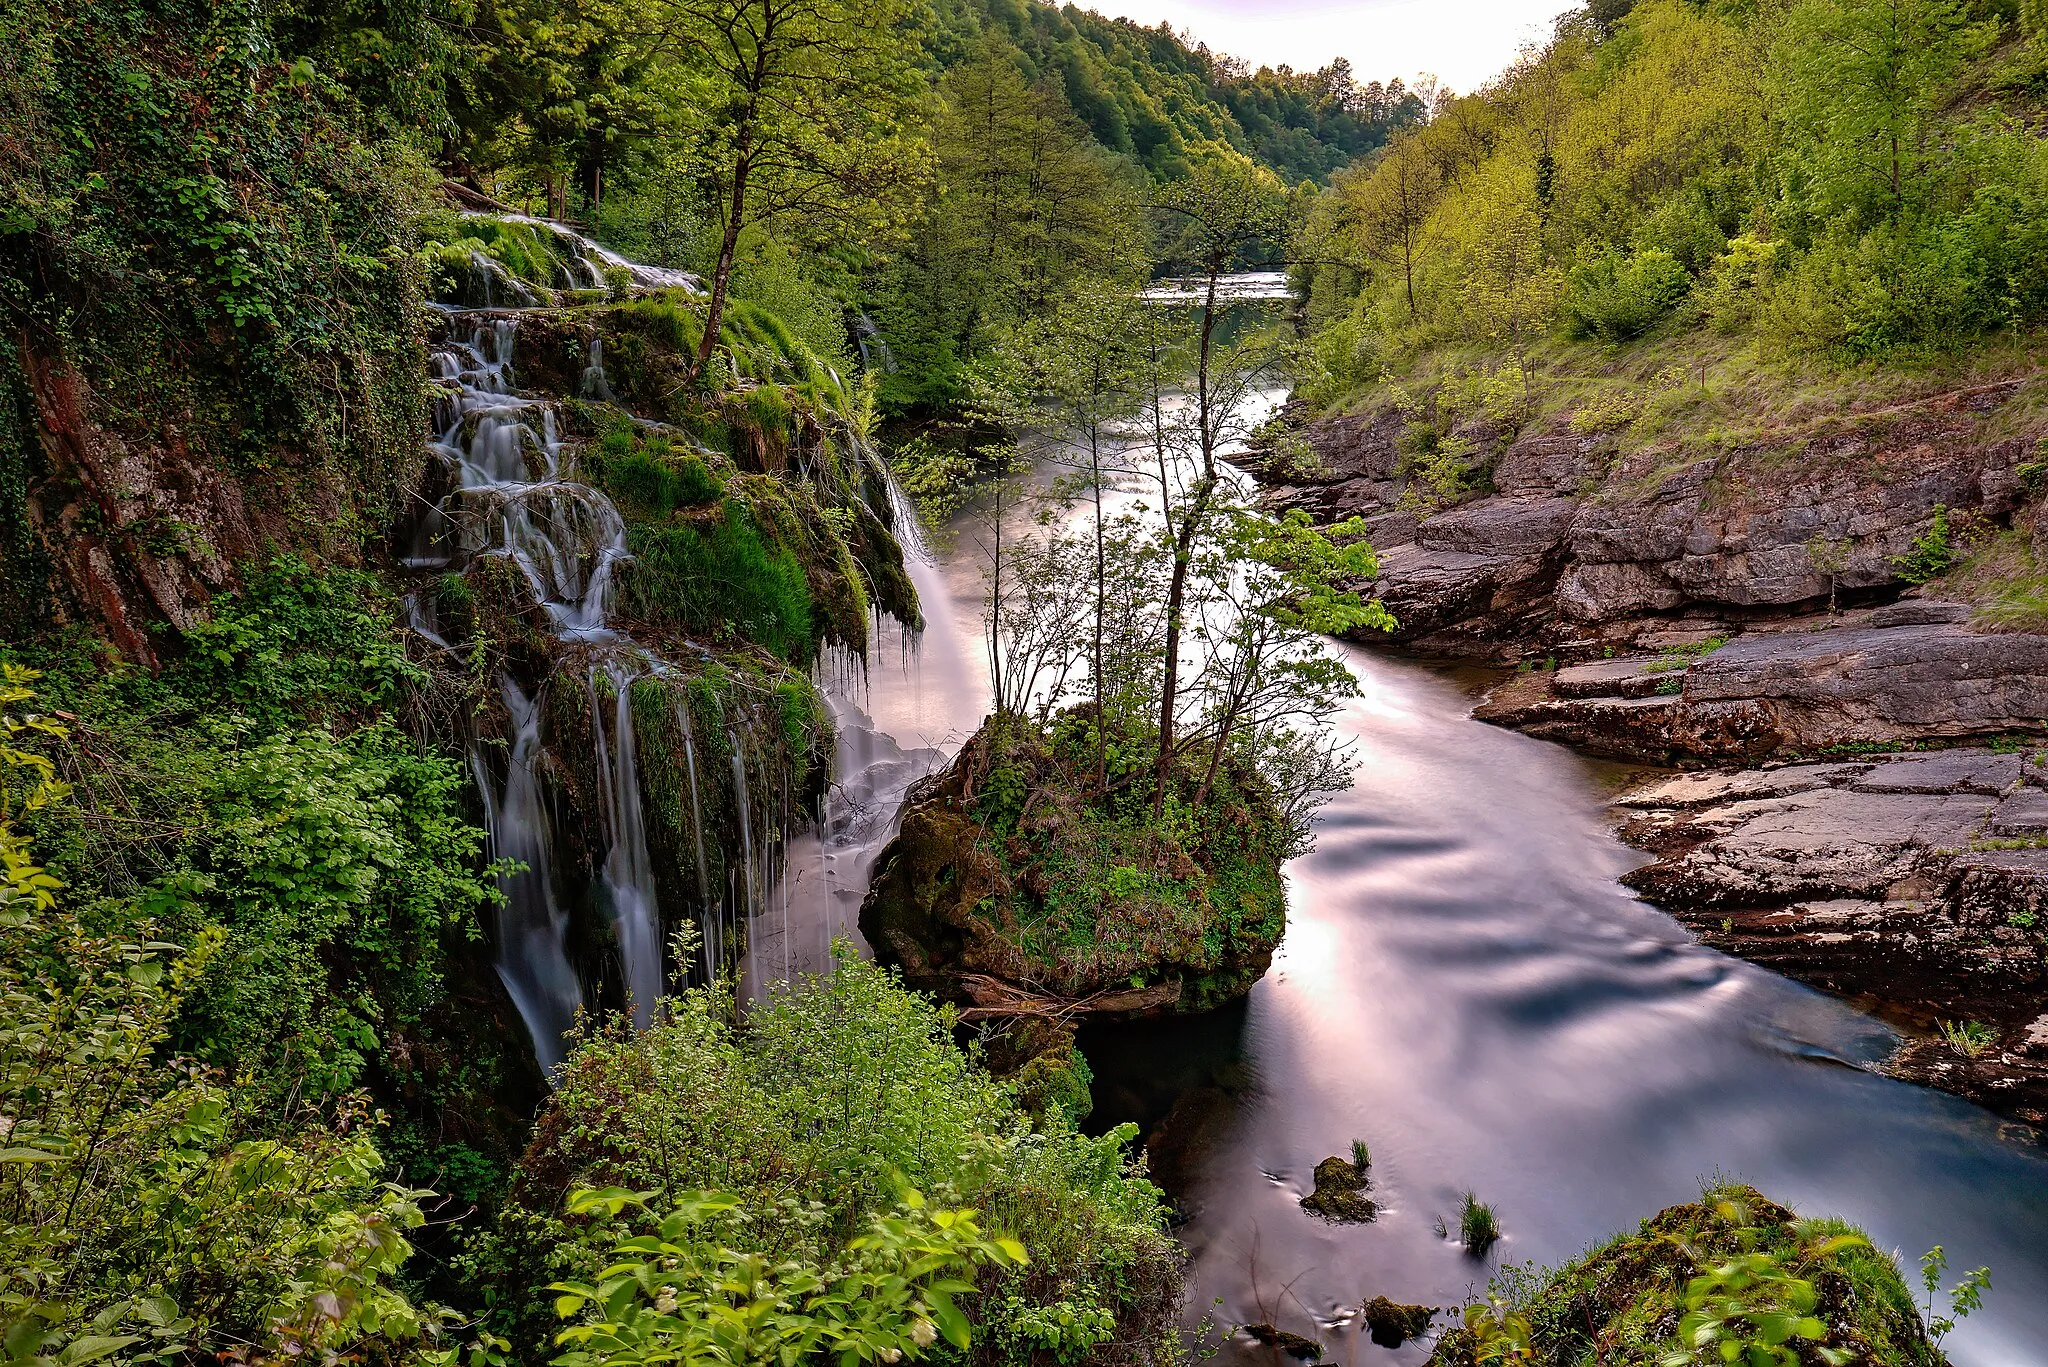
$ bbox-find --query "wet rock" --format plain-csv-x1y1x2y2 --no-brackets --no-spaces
1242,1324,1323,1361
1299,1155,1376,1223
1480,617,2048,762
1613,750,2048,1122
1553,656,1680,699
1848,750,2023,795
1360,1297,1435,1349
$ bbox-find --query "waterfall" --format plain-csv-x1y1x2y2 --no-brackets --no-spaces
675,703,716,980
416,248,926,1063
582,335,614,402
479,679,583,1071
591,663,663,1029
729,735,756,989
854,313,898,374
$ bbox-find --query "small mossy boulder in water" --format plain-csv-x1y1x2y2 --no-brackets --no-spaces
1361,1297,1436,1349
1300,1153,1376,1223
1426,1184,1950,1366
1243,1323,1323,1361
860,710,1290,1022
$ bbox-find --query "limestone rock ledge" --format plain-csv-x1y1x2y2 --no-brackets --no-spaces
1614,747,2048,1124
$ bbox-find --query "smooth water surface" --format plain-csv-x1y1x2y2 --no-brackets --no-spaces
1087,651,2048,1365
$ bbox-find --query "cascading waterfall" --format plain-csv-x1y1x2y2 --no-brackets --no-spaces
590,663,663,1029
416,217,934,1063
675,703,716,980
419,315,659,1065
475,678,584,1070
581,336,614,402
729,736,757,989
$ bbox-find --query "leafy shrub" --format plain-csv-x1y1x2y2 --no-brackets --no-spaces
0,674,447,1367
18,564,501,1101
547,1185,1026,1367
1560,249,1693,342
469,956,1180,1365
1893,506,1957,584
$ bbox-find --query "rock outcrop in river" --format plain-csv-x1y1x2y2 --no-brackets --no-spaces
1613,747,2048,1124
861,713,1290,1023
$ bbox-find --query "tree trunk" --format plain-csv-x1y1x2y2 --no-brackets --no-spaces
697,131,753,373
1153,260,1224,819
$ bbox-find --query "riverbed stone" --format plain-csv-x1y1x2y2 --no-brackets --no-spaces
1613,750,2048,1121
1612,763,1872,810
1848,750,2023,795
1553,656,1675,699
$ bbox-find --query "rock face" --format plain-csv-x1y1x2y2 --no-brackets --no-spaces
1474,611,2048,762
1614,748,2048,1122
1252,383,2031,652
1244,382,2048,758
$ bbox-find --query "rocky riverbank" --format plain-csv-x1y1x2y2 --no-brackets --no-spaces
1610,747,2048,1125
1247,385,2048,1126
1246,379,2048,762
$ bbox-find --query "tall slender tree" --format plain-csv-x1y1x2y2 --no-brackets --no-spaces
655,0,934,372
1146,157,1292,817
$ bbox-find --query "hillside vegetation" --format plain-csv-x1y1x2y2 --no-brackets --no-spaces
1297,0,2048,433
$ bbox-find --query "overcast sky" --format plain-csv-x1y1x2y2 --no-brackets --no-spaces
1087,0,1574,96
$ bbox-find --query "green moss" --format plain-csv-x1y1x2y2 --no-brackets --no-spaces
1428,1184,1945,1366
863,710,1289,1011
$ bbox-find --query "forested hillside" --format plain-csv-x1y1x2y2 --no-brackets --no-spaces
1297,0,2048,408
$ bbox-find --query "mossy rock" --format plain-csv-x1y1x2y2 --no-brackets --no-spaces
1300,1155,1376,1223
860,711,1288,1018
1361,1297,1435,1348
1243,1323,1323,1361
1426,1184,1948,1366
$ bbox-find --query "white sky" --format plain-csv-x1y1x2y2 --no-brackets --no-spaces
1079,0,1575,97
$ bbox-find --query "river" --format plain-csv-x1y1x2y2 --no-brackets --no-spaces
754,316,2048,1367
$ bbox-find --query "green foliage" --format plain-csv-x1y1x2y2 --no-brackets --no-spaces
1460,1194,1503,1260
1561,249,1692,342
546,1185,1027,1367
927,0,1424,184
1893,506,1958,584
0,678,447,1367
1937,1018,1996,1056
621,498,819,662
1917,1245,1991,1347
16,563,500,1102
2,0,431,554
176,558,425,727
1425,1185,1945,1367
586,425,726,515
1300,0,2048,383
470,956,1179,1364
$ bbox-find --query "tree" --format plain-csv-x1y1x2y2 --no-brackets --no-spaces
932,39,1136,342
1145,157,1293,816
1345,130,1442,317
656,0,934,374
1775,0,1994,228
997,284,1150,785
